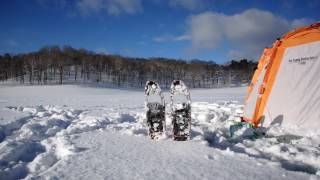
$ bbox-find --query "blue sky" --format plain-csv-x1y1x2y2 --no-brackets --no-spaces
0,0,319,63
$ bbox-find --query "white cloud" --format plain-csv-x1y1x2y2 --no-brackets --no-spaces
169,0,205,11
174,34,191,41
7,39,19,47
184,9,315,59
138,41,147,45
227,49,256,60
77,0,143,16
227,50,244,60
96,47,108,54
153,35,170,43
153,34,190,43
36,0,67,8
188,12,224,49
291,18,314,29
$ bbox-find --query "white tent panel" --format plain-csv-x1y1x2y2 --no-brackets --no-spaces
244,64,267,120
262,41,320,129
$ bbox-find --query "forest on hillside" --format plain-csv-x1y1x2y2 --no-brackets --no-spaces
0,46,257,88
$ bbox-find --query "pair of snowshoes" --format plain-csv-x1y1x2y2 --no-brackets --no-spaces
144,80,191,141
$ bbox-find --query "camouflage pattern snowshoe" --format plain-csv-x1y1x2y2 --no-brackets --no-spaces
145,81,166,139
170,80,191,141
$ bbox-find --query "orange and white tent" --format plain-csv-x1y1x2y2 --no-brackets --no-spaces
243,22,320,129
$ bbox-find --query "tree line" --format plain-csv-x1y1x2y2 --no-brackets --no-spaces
0,46,257,88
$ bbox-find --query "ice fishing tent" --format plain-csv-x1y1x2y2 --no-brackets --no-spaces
243,22,320,129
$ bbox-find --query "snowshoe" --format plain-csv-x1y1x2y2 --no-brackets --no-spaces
170,80,191,141
145,81,166,139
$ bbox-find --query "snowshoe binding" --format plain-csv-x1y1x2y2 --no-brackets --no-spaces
170,80,191,141
145,81,166,139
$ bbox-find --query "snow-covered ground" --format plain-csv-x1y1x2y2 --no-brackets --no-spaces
0,85,319,180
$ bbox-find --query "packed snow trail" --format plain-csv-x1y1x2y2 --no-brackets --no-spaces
0,85,319,179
